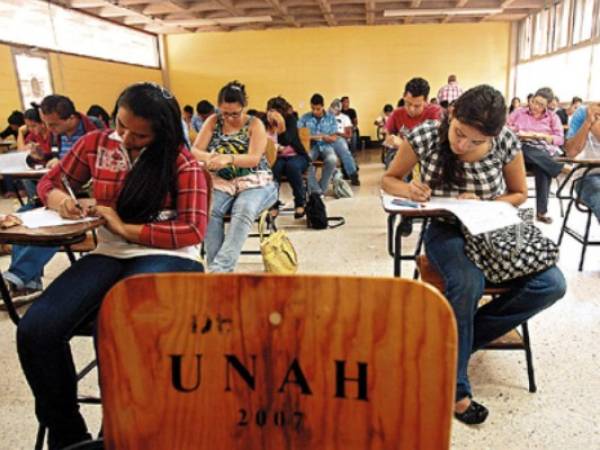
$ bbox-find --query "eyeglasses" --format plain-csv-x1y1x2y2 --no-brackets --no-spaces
222,110,243,119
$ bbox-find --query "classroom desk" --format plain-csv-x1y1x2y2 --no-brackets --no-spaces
4,168,49,206
0,141,14,153
382,204,450,278
0,214,104,325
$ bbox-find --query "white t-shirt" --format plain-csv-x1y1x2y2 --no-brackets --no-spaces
335,113,352,134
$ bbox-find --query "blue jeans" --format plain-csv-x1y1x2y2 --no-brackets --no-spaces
4,203,56,290
272,155,309,207
307,145,338,195
16,254,203,450
575,173,600,222
332,138,357,177
522,144,564,214
206,183,278,272
424,220,566,401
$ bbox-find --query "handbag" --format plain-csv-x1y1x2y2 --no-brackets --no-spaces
332,171,353,199
463,208,559,284
258,211,298,274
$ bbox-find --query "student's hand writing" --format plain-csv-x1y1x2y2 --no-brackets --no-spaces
46,158,60,169
58,197,86,219
93,206,125,236
206,154,232,171
457,193,480,200
408,180,431,202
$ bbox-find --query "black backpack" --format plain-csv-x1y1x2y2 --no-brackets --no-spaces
306,193,345,230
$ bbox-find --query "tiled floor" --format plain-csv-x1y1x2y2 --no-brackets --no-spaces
1,149,599,449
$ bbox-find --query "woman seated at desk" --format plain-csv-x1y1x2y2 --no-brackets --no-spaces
507,87,566,224
191,81,277,272
382,85,566,425
17,82,208,450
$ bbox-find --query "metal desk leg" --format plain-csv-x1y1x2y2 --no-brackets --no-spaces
393,221,402,277
387,214,397,257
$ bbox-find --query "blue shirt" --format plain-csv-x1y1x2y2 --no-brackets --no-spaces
567,106,587,139
59,119,86,159
191,115,204,133
297,112,337,150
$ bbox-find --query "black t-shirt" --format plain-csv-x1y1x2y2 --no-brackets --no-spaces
0,126,17,140
556,109,568,126
341,108,357,124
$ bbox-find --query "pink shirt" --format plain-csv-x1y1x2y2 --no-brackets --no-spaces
507,107,564,155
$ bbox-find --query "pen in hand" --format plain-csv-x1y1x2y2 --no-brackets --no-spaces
60,173,84,217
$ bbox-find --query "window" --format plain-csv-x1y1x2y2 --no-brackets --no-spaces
572,0,595,44
0,0,159,68
12,51,53,109
589,43,600,100
518,16,533,61
533,9,550,56
552,0,571,51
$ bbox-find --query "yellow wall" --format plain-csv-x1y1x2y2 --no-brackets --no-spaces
166,23,511,138
0,45,22,126
49,53,162,115
0,42,162,121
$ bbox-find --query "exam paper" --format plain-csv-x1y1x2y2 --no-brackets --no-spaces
381,193,521,235
16,208,96,229
0,151,47,174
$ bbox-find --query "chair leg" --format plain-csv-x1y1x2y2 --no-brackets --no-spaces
412,219,428,280
387,214,397,257
557,199,574,246
35,424,46,450
521,321,537,393
579,210,593,271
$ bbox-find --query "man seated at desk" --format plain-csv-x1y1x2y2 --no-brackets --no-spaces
2,94,103,299
564,103,600,222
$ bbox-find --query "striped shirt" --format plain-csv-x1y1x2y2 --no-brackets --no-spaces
437,82,464,103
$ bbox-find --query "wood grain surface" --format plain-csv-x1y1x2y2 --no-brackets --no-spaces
98,274,457,450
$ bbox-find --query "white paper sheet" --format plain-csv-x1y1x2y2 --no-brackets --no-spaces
0,151,47,174
381,193,522,235
16,207,96,229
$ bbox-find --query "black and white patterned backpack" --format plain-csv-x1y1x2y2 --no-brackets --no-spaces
463,208,559,284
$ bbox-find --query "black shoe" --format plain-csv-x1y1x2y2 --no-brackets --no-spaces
294,207,305,219
399,217,413,236
350,173,360,186
454,400,489,425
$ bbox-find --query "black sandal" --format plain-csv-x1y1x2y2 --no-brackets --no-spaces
454,400,489,425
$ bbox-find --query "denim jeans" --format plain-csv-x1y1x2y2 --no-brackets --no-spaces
332,138,357,177
4,203,56,290
307,145,338,195
16,254,204,450
575,173,600,222
272,155,309,207
424,220,566,401
206,183,278,272
522,144,564,214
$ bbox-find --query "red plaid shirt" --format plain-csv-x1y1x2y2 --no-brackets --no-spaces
37,129,208,250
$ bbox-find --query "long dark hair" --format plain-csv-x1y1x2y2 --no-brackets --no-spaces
87,104,111,127
115,83,185,224
431,84,507,190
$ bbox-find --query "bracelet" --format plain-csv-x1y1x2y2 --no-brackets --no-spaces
230,154,235,165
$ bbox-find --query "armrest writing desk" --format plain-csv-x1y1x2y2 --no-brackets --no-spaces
555,157,600,271
382,205,451,278
0,168,49,206
0,216,105,325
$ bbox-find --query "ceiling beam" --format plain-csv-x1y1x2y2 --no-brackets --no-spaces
264,0,300,27
366,0,375,25
316,0,337,26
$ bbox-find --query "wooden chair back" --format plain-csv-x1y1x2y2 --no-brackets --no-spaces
264,139,277,167
298,127,311,152
98,274,457,450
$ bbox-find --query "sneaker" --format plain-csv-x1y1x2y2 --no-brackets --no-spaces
6,280,42,301
350,173,361,186
536,213,553,224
